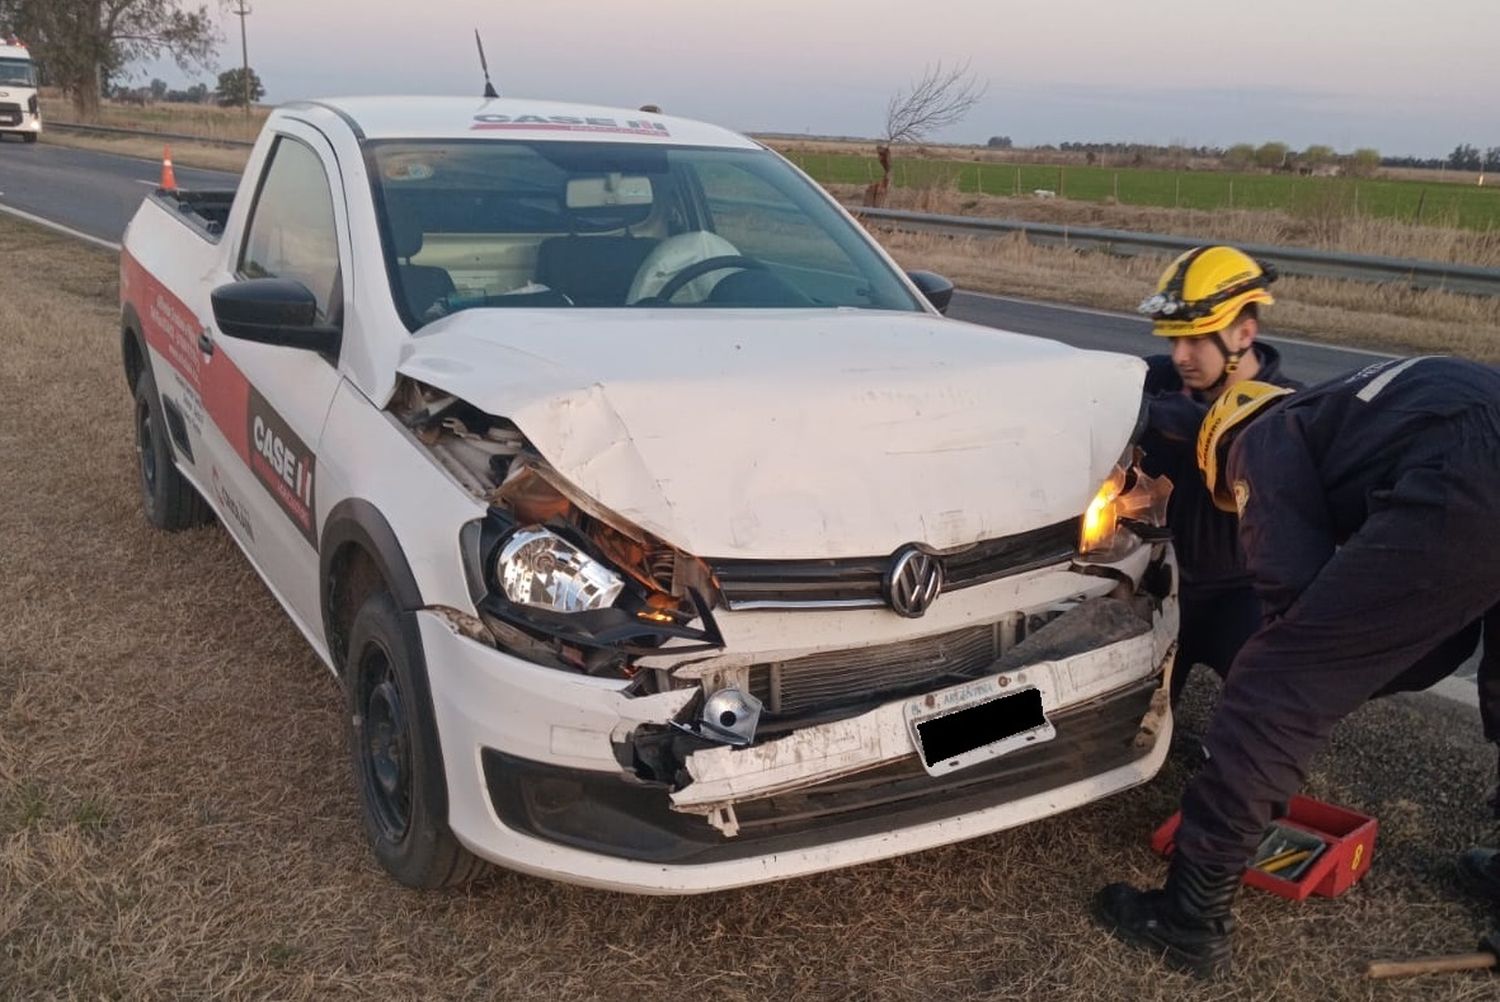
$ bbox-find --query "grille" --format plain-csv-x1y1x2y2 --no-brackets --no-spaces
712,517,1079,611
748,618,1022,716
0,102,20,113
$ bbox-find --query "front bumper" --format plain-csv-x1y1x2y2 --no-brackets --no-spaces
0,116,40,133
419,551,1178,894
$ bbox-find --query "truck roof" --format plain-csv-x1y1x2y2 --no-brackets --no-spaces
301,96,761,149
0,43,32,60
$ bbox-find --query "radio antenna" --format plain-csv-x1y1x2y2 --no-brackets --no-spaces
475,30,498,98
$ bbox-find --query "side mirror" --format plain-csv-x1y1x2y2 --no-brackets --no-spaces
907,270,955,314
211,278,342,354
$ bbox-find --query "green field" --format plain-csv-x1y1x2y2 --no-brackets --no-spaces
782,151,1500,230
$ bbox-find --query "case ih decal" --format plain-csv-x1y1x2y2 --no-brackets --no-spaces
248,387,317,546
471,113,670,137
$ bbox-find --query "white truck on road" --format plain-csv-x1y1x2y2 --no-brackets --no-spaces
0,39,40,142
119,96,1179,893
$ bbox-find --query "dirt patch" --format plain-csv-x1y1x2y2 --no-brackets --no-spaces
3,218,1499,1000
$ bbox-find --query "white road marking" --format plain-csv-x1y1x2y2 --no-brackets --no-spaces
0,203,121,251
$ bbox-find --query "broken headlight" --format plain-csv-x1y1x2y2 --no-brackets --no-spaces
498,527,625,613
1078,461,1172,562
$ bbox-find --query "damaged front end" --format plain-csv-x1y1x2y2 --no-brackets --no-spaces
397,370,1179,869
392,377,727,678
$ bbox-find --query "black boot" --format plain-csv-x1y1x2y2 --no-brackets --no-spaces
1092,854,1242,979
1457,848,1500,903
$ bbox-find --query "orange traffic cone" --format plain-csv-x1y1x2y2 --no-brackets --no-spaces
159,145,177,191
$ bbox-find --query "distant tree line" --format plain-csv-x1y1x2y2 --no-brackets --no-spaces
108,67,262,107
1378,145,1500,172
990,139,1384,177
1445,144,1500,171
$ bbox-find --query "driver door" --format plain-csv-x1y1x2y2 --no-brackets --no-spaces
199,121,350,641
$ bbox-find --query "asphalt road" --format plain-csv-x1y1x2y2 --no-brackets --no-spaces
0,139,231,245
0,138,1479,690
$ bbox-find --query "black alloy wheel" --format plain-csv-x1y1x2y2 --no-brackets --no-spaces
355,641,413,842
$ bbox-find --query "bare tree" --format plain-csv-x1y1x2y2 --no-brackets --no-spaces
865,61,987,207
884,60,987,146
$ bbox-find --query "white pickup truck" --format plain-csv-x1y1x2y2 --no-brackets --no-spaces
120,96,1179,893
0,40,41,142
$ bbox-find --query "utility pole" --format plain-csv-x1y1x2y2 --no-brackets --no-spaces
231,1,251,119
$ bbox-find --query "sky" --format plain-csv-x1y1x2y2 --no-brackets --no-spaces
142,0,1498,158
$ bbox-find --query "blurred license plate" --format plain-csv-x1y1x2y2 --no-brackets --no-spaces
907,682,1055,776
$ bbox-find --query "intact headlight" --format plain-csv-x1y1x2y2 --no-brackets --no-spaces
497,526,624,613
1078,462,1172,562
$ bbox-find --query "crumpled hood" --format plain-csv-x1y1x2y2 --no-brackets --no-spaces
398,308,1144,559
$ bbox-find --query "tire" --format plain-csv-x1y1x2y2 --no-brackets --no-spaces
133,367,211,531
22,133,37,143
346,590,486,888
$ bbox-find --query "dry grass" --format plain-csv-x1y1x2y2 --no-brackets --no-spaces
38,127,252,173
837,182,1500,267
39,87,269,143
4,218,1500,1001
870,227,1500,361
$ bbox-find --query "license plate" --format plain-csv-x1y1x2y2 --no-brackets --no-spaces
907,682,1055,776
0,115,18,126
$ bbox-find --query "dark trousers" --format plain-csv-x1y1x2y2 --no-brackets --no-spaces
1170,587,1263,704
1176,407,1500,869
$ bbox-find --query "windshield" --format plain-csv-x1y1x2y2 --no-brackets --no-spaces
367,140,922,328
0,58,34,87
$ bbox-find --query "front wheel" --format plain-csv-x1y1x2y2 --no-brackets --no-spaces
346,591,485,888
21,132,37,143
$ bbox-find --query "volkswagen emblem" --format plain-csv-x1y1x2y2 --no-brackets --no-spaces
885,546,943,618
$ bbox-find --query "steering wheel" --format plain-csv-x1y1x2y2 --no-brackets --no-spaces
654,255,768,302
626,231,740,303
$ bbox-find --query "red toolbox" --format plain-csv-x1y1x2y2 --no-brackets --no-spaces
1151,795,1378,901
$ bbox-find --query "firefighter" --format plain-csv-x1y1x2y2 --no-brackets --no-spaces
1135,245,1300,705
1094,357,1500,978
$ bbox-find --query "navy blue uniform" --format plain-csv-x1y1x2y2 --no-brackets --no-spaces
1175,356,1500,869
1139,343,1299,701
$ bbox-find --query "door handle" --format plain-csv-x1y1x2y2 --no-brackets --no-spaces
198,330,214,356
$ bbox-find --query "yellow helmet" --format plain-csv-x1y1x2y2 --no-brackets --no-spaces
1197,381,1296,512
1140,245,1277,338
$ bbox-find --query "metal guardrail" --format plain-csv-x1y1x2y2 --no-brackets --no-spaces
852,206,1500,297
45,120,256,149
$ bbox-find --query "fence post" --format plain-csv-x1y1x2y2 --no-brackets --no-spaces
1113,172,1119,202
1228,178,1234,209
1175,175,1181,208
1415,188,1427,223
